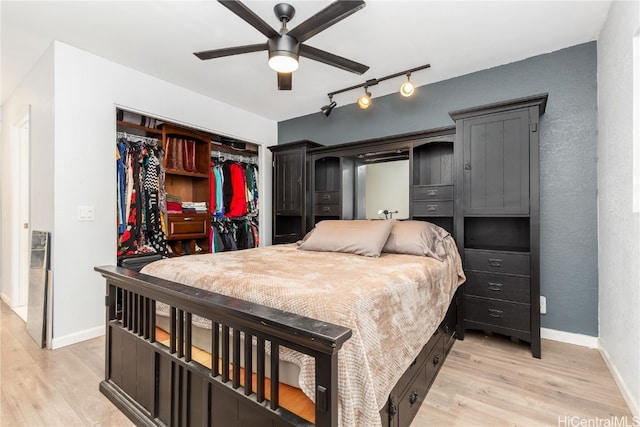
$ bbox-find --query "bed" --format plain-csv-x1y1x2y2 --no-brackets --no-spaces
95,220,465,427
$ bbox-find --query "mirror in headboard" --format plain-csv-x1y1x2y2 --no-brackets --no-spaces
353,148,410,220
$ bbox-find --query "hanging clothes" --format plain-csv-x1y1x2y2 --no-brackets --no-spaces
116,134,168,258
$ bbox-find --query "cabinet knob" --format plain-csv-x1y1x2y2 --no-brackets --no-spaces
488,308,504,318
464,163,471,170
433,355,440,366
409,391,419,406
487,282,503,291
487,258,503,268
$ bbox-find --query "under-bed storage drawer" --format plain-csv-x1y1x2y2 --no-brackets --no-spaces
397,337,445,427
464,295,530,333
393,330,442,398
167,213,209,240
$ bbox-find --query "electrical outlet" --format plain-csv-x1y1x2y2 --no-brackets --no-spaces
540,296,547,314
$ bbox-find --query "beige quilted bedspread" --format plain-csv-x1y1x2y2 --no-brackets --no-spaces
141,239,464,427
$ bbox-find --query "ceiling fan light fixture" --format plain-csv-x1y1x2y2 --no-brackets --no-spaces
268,53,299,72
268,34,300,73
400,73,415,97
357,88,372,110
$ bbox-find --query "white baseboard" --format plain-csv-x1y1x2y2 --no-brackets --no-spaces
599,344,640,418
50,325,104,349
540,327,599,348
1,292,12,306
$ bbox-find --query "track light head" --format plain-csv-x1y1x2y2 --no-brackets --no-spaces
400,73,415,97
321,96,337,117
357,87,372,110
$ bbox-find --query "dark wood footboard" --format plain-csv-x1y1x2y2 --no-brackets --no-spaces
95,265,460,427
95,265,352,427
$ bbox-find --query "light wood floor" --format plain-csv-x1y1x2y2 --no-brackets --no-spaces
1,301,633,426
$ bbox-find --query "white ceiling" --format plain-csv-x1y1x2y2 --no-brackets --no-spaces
1,0,611,122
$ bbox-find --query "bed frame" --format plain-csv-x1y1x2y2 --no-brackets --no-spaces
95,265,459,427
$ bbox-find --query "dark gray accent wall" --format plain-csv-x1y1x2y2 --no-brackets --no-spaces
279,42,599,336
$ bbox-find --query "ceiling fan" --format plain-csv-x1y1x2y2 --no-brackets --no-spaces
194,0,370,90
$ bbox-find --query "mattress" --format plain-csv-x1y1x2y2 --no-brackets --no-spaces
142,240,464,427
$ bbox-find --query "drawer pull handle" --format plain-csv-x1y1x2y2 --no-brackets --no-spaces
488,308,504,318
409,391,419,406
427,189,438,197
433,355,440,366
183,217,194,221
487,282,503,291
322,194,331,200
488,258,503,267
427,205,438,211
322,206,331,212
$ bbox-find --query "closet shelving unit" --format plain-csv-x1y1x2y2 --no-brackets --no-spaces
116,109,259,261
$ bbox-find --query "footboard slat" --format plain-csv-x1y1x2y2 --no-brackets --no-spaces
232,330,241,389
185,312,192,363
96,265,352,427
169,306,177,354
256,336,266,403
270,343,280,410
243,332,253,397
221,325,230,383
212,322,219,377
177,309,185,358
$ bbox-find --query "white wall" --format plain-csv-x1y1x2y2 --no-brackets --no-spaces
597,0,640,416
2,41,277,348
0,43,55,306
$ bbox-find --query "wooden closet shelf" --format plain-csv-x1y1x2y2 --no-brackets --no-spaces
165,168,208,178
116,120,163,136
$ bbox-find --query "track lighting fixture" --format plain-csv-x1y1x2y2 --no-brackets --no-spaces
400,73,415,97
320,64,430,116
320,95,337,116
357,87,372,110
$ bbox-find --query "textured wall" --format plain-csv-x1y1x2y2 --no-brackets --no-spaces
597,0,640,414
279,42,599,336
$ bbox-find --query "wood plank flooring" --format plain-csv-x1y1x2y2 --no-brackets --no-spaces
1,301,633,426
415,331,634,426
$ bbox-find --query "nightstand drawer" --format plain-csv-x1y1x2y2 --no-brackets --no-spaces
413,201,453,217
464,249,530,275
314,204,340,215
464,271,530,303
314,191,340,204
167,214,209,239
413,185,453,201
464,295,530,332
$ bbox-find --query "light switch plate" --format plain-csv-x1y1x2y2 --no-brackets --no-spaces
77,205,95,221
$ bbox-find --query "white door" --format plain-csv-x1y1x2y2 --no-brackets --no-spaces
12,109,30,321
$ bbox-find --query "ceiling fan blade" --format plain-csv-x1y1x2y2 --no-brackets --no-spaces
287,0,365,43
218,0,279,38
299,44,369,75
194,43,267,60
278,72,292,90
